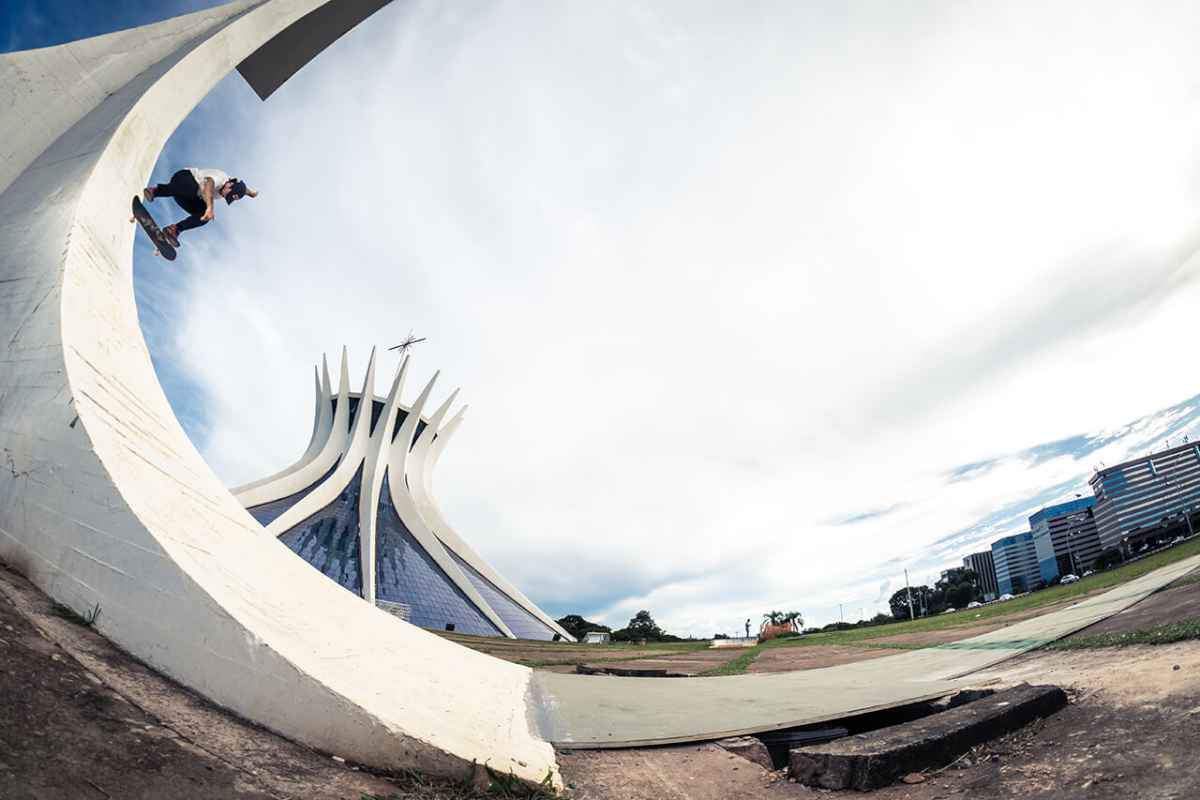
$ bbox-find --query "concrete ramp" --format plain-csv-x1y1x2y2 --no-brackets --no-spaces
1,0,1196,787
0,0,555,786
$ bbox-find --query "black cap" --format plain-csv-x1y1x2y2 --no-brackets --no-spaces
226,179,248,204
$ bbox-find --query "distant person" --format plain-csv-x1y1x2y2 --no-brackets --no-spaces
142,168,257,247
745,618,751,638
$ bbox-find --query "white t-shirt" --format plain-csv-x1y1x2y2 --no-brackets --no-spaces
187,168,231,198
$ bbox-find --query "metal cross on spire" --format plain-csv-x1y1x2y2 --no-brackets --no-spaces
388,330,427,357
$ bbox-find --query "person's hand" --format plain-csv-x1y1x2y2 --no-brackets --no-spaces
201,208,214,222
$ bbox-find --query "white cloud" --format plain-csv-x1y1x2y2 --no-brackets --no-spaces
146,0,1200,636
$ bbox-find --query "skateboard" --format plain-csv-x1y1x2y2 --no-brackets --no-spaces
130,195,177,261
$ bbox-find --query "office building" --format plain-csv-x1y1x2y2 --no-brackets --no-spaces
991,532,1041,595
1030,497,1103,582
962,550,999,601
1089,441,1200,552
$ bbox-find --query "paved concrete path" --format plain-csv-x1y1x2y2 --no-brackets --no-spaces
533,553,1200,747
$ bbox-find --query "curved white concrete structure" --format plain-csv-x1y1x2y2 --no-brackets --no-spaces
4,0,1199,787
234,351,573,641
0,0,557,785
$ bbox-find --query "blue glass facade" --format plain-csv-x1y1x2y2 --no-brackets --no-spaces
1030,498,1100,583
247,461,339,526
278,465,365,596
250,392,556,640
375,476,502,636
991,532,1041,595
448,550,558,641
1035,533,1059,586
1028,497,1095,528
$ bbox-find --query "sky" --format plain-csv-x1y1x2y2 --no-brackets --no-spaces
8,0,1200,636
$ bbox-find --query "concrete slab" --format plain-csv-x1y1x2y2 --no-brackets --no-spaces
789,683,1068,790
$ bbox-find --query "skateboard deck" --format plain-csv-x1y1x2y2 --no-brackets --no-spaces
130,195,176,261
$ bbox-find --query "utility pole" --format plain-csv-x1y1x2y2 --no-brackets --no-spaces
904,569,915,621
839,603,844,623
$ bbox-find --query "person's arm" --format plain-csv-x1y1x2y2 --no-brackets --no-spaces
246,188,259,198
201,178,216,221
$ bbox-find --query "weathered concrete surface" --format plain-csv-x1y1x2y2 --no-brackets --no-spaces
717,736,775,771
790,684,1068,790
0,0,558,786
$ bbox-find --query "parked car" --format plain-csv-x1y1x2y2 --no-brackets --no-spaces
998,593,1015,601
967,601,983,609
1060,574,1080,585
941,608,956,614
1171,536,1186,545
1082,570,1095,577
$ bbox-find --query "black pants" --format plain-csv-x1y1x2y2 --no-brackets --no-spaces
154,170,209,234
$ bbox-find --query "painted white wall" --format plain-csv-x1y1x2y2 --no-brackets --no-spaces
0,0,558,785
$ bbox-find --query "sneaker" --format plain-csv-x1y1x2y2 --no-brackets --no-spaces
143,187,156,202
161,224,180,248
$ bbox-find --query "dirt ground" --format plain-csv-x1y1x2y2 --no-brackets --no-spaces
749,643,897,672
448,591,1132,678
4,556,1199,799
564,570,1200,798
0,565,478,800
438,631,703,668
559,642,1200,800
568,649,746,676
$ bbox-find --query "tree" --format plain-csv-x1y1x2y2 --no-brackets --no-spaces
889,586,933,620
782,611,804,632
932,568,982,611
555,614,611,641
611,610,666,642
1094,549,1123,571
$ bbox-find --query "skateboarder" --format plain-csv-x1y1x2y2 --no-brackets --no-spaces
142,168,257,247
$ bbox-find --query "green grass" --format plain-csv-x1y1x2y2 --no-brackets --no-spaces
761,537,1200,650
1047,617,1200,650
50,600,101,628
699,647,762,676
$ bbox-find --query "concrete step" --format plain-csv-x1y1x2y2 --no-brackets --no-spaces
790,683,1068,790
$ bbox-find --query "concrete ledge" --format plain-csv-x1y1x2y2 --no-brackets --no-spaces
716,736,775,771
575,665,688,678
790,683,1068,790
